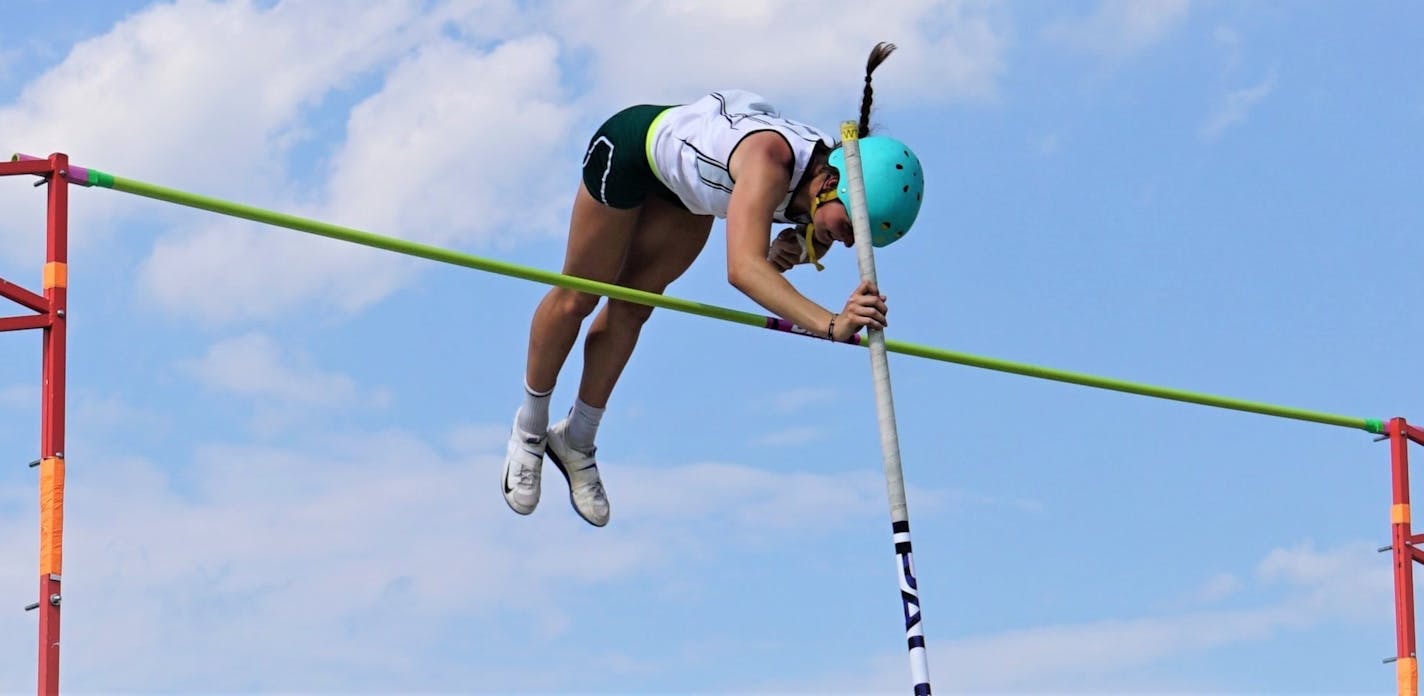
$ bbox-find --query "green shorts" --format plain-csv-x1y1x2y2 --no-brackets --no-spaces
581,104,685,210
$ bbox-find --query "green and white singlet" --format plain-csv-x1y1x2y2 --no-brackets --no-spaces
646,90,833,222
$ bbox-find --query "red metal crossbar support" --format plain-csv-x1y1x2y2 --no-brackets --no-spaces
0,153,70,696
1389,417,1424,696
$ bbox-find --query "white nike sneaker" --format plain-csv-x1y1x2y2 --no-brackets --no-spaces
502,427,545,515
545,419,610,527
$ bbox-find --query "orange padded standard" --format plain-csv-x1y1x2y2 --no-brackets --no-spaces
43,262,67,290
1399,656,1417,696
39,457,64,575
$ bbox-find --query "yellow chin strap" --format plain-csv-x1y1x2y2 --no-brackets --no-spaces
803,188,839,272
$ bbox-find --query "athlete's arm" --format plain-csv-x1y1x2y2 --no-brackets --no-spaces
725,133,839,335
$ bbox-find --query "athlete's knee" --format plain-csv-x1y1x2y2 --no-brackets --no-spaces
608,298,656,327
552,287,602,320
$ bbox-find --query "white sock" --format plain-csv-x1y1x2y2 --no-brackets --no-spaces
565,397,605,452
516,380,553,437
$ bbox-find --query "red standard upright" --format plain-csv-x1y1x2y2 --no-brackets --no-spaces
0,153,69,696
1389,418,1424,696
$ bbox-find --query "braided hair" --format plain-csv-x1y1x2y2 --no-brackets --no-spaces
810,42,897,167
790,42,899,267
857,42,897,138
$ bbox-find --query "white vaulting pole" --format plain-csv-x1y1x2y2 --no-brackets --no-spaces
839,122,932,695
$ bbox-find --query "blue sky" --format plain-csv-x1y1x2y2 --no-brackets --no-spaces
1,1,1421,693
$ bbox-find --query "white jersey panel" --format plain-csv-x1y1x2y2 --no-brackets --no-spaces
648,91,832,221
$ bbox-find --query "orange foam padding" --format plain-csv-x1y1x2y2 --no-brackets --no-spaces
1395,504,1413,525
43,262,67,290
1399,656,1418,696
39,457,64,576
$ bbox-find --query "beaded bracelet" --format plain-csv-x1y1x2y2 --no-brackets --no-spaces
827,315,837,341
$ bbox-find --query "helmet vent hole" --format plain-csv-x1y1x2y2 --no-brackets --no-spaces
895,163,904,170
881,221,891,230
903,185,909,193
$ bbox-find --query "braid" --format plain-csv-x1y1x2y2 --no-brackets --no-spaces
858,41,897,137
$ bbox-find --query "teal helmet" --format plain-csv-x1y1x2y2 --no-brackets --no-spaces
827,136,924,247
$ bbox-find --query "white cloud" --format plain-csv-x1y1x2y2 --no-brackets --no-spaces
1200,68,1277,141
0,1,575,325
446,421,509,455
542,0,1007,115
0,434,901,690
611,460,886,532
1185,571,1243,604
0,0,432,187
1046,0,1192,58
137,213,415,324
931,608,1292,691
1256,540,1390,618
134,33,574,323
71,390,172,440
781,541,1389,693
322,34,574,246
0,0,437,263
179,332,371,408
